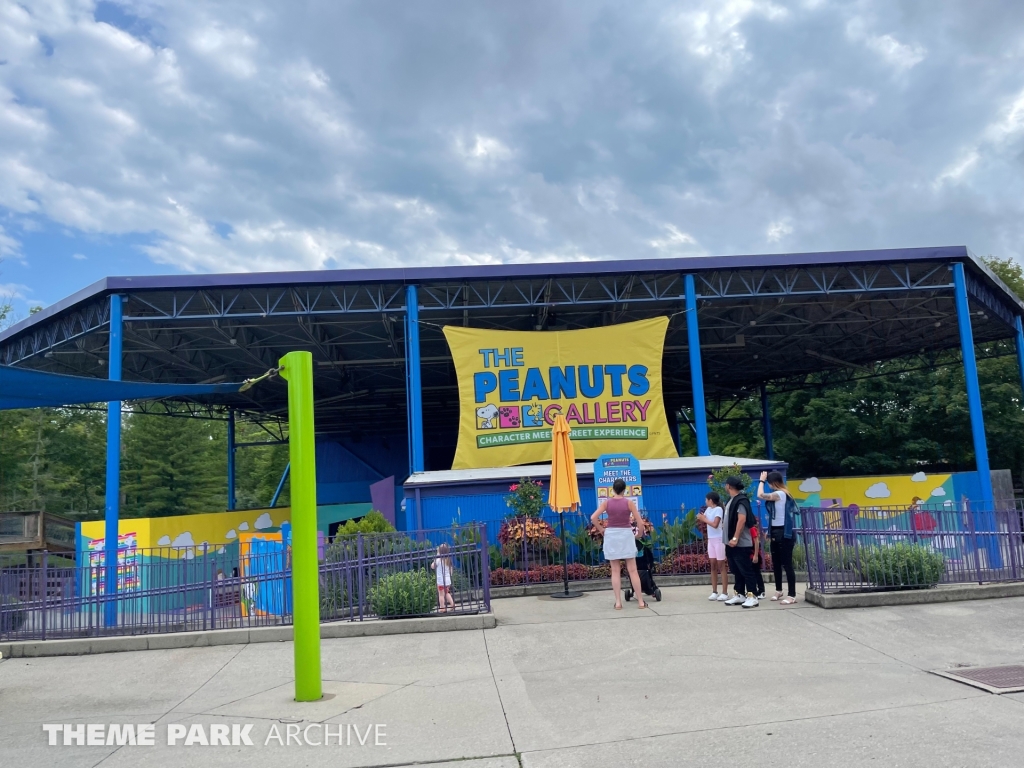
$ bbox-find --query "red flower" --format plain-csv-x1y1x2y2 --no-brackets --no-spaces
510,484,519,491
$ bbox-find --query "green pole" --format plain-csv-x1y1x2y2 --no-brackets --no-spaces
279,350,322,702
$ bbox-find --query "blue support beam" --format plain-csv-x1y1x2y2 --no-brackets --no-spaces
227,409,236,511
1015,316,1024,402
104,294,123,627
760,383,775,460
952,263,993,506
684,274,710,456
406,284,425,474
270,462,290,508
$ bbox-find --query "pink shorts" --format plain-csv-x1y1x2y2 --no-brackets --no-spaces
707,539,726,561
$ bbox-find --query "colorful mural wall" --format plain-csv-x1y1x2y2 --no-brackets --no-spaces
77,502,372,556
788,471,967,511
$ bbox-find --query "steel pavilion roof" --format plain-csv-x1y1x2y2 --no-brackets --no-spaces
2,245,1021,462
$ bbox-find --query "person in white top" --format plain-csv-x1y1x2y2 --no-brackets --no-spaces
696,491,729,601
431,543,456,612
756,471,798,604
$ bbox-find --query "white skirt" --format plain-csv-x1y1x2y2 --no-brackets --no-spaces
603,528,637,561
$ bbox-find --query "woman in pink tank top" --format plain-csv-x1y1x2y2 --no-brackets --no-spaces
591,479,648,610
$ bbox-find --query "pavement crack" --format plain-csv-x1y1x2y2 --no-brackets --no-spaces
787,609,930,672
483,627,517,754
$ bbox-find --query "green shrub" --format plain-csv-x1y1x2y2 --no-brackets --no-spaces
0,594,26,632
859,543,944,588
792,543,806,570
334,510,395,537
369,569,438,617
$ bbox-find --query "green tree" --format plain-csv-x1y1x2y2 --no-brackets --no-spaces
121,411,227,517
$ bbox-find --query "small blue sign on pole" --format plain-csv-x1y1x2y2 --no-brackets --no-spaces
594,454,644,510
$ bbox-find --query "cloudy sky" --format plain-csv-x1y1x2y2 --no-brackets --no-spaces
2,0,1024,313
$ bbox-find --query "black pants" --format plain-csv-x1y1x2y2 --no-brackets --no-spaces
725,546,756,596
770,528,797,597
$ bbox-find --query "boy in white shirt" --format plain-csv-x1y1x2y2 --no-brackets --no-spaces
697,492,729,601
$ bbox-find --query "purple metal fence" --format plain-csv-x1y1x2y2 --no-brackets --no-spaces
800,503,1024,593
0,525,490,642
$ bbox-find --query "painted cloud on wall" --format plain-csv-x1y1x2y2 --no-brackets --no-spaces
157,535,171,546
911,472,927,482
799,477,823,493
171,532,196,548
225,529,237,540
931,487,947,497
865,482,891,499
239,522,250,531
255,513,274,530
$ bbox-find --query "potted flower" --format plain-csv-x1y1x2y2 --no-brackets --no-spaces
498,479,560,565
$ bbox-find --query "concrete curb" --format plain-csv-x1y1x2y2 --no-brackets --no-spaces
805,581,1024,609
491,572,811,599
0,613,496,659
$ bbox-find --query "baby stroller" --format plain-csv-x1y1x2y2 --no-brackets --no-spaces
624,536,662,602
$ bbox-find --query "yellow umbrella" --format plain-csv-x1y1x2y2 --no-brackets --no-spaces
548,414,583,598
548,414,580,513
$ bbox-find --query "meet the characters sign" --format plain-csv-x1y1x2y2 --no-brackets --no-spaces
443,317,677,469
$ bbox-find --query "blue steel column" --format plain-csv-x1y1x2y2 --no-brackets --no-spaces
952,263,993,506
683,274,710,456
760,383,775,460
406,285,425,473
104,294,123,626
227,409,236,510
1015,316,1024,401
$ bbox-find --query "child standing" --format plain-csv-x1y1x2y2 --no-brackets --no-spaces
431,543,455,612
697,492,729,601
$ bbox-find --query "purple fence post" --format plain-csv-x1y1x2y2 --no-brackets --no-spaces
1007,507,1021,581
203,543,210,632
966,506,983,585
801,509,815,590
480,523,491,612
356,533,364,622
41,550,48,641
521,518,529,585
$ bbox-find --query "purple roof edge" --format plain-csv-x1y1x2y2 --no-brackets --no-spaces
3,244,1018,345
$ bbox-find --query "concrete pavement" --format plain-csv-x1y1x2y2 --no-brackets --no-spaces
2,585,1022,767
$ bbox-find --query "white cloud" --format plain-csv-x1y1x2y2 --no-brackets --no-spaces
157,535,171,546
254,512,273,530
766,218,793,243
455,134,512,164
2,0,1024,287
864,34,925,70
930,486,946,497
170,532,195,548
238,522,249,531
225,529,237,540
799,477,822,493
72,253,87,260
0,226,21,258
864,482,891,499
911,472,927,482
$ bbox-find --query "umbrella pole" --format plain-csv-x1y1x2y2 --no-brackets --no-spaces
550,511,582,599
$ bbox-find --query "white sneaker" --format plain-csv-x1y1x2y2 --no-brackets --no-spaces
724,594,744,605
742,593,759,608
757,593,766,600
708,592,719,601
717,593,730,601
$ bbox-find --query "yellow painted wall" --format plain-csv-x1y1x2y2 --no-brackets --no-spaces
81,507,292,555
789,472,954,513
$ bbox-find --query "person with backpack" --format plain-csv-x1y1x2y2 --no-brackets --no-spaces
721,476,759,608
757,470,798,604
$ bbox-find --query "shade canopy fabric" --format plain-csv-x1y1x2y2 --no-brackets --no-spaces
548,414,581,513
0,365,242,411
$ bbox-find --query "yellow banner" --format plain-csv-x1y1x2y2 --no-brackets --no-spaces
444,317,677,469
